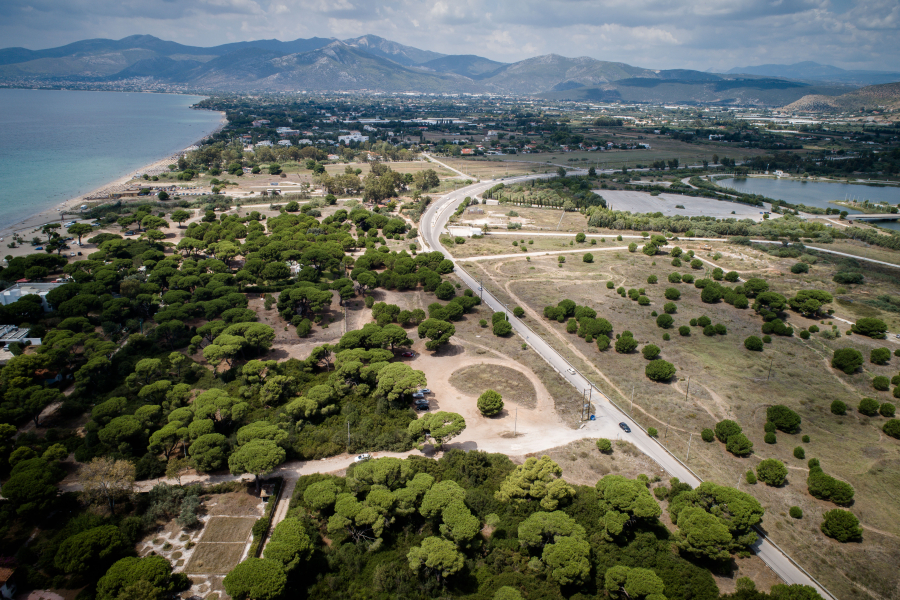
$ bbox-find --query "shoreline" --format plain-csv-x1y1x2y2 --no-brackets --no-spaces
0,109,226,245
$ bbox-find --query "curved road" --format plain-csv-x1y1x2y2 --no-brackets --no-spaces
419,169,834,599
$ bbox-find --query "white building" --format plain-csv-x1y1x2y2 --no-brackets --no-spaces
447,225,482,238
0,282,65,311
255,140,274,147
338,132,369,144
277,140,292,146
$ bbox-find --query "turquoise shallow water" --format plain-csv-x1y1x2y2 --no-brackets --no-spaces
0,89,222,229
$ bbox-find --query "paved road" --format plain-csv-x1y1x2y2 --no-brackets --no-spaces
420,175,835,599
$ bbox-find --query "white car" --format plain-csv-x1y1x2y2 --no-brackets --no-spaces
567,367,576,375
354,453,371,463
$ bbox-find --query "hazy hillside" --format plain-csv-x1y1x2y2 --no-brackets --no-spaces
480,54,654,95
540,77,851,106
783,81,900,112
728,61,900,87
418,54,508,79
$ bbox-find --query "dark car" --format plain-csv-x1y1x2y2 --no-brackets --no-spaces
414,401,429,411
618,422,631,433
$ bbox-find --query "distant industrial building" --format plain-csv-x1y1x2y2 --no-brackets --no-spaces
0,281,66,311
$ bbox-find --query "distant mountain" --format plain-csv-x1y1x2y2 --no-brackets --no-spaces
0,34,873,105
782,81,900,112
727,61,900,87
418,54,508,79
539,76,851,106
342,35,444,66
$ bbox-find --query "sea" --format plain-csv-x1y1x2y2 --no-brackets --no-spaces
0,89,223,230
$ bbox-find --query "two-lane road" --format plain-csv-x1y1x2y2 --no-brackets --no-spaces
419,175,834,599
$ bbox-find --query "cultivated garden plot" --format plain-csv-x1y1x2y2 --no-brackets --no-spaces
462,238,900,600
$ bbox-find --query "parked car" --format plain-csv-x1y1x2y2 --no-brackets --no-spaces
401,351,415,358
35,246,42,250
76,252,82,256
69,252,76,257
618,422,631,433
354,453,371,463
412,392,425,399
419,388,431,394
414,401,429,411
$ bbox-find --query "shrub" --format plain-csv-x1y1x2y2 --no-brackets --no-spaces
852,317,888,338
513,307,525,318
871,347,892,365
663,302,677,314
606,281,615,289
880,402,896,418
873,376,890,391
764,432,776,444
764,422,777,433
664,288,681,300
830,400,847,415
583,253,594,263
615,336,638,354
789,506,803,519
642,344,661,360
756,459,787,486
714,419,742,443
575,232,586,243
808,458,820,469
648,427,658,437
689,318,698,327
479,319,488,328
690,259,703,269
596,438,612,453
679,325,690,336
493,320,512,336
744,336,763,351
662,333,670,341
656,314,674,329
628,242,638,252
566,319,578,334
884,419,900,439
831,348,863,374
767,405,801,433
701,428,714,442
653,486,668,500
809,325,820,333
745,471,757,484
596,334,610,351
681,274,694,283
647,275,657,284
702,325,716,336
724,271,740,282
672,258,682,267
668,272,682,283
697,316,711,327
714,324,727,335
833,272,864,285
763,335,772,343
791,262,809,274
477,390,504,417
645,359,676,382
637,296,650,306
821,509,862,542
726,433,753,456
808,466,855,505
794,446,805,459
858,397,880,416
799,330,810,340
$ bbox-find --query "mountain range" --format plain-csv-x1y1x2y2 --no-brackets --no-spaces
726,61,900,87
1,34,897,107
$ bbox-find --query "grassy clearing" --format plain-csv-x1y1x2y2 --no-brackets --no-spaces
183,542,247,574
469,243,900,600
454,203,590,233
448,364,537,409
198,517,256,544
525,438,667,487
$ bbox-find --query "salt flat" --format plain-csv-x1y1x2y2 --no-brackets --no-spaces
595,190,774,221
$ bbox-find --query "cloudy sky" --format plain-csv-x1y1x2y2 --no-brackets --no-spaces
3,0,898,71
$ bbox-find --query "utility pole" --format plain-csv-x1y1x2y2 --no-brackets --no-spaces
665,412,671,439
630,385,634,416
686,433,693,462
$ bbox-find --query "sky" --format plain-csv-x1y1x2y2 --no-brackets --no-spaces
3,0,899,72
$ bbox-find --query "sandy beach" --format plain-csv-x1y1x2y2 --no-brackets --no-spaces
0,111,225,257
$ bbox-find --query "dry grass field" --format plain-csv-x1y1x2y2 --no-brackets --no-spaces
453,236,900,600
197,516,256,544
183,542,248,575
449,364,538,409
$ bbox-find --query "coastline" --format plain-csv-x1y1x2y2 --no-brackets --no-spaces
0,109,226,246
